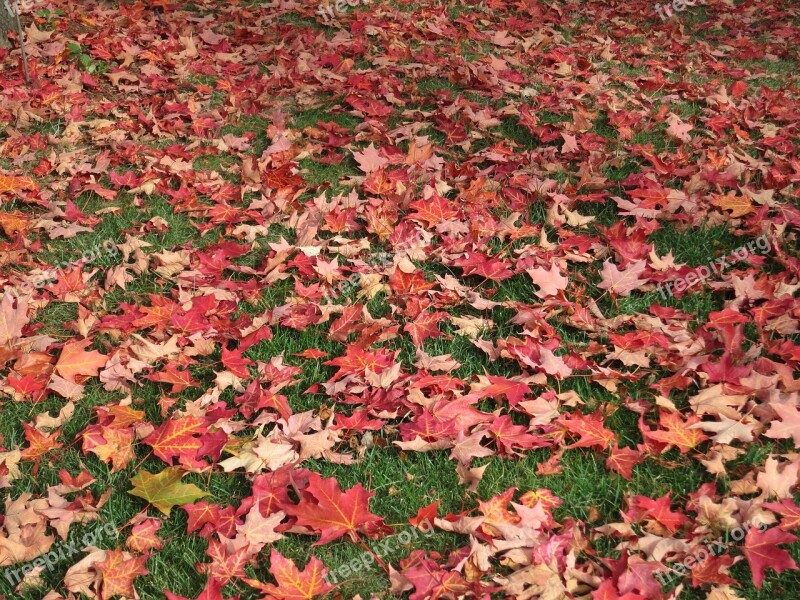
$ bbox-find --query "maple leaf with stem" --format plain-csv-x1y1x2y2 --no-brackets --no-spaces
605,444,645,480
641,411,708,454
126,518,164,553
146,361,200,393
21,422,63,464
96,549,149,600
711,193,755,218
143,415,206,465
597,259,647,297
560,410,616,451
129,467,208,515
55,339,108,383
404,310,447,348
242,549,333,599
284,472,389,545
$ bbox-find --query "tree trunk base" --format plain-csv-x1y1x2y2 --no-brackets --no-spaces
1,2,16,49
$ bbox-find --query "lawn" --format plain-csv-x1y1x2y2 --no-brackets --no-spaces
1,0,800,599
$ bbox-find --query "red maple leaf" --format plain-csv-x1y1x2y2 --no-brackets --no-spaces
742,527,799,588
143,416,206,465
632,493,689,534
487,415,548,456
221,347,254,378
328,305,364,342
764,499,800,531
400,552,472,600
560,411,616,451
689,553,737,588
284,472,388,545
146,361,200,393
404,310,446,347
605,445,645,480
469,375,531,407
407,194,459,227
410,500,440,529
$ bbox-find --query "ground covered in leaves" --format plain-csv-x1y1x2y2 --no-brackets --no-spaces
1,0,800,598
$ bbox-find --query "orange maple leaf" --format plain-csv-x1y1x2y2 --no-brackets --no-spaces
55,339,108,383
143,416,206,464
97,549,149,600
478,488,520,536
0,173,36,198
711,193,755,218
21,422,64,462
243,550,333,600
126,518,164,553
0,210,31,236
644,411,708,453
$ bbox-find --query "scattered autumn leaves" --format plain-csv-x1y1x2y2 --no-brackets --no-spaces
1,0,800,599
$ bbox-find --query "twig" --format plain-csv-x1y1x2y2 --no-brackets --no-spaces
11,0,29,85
